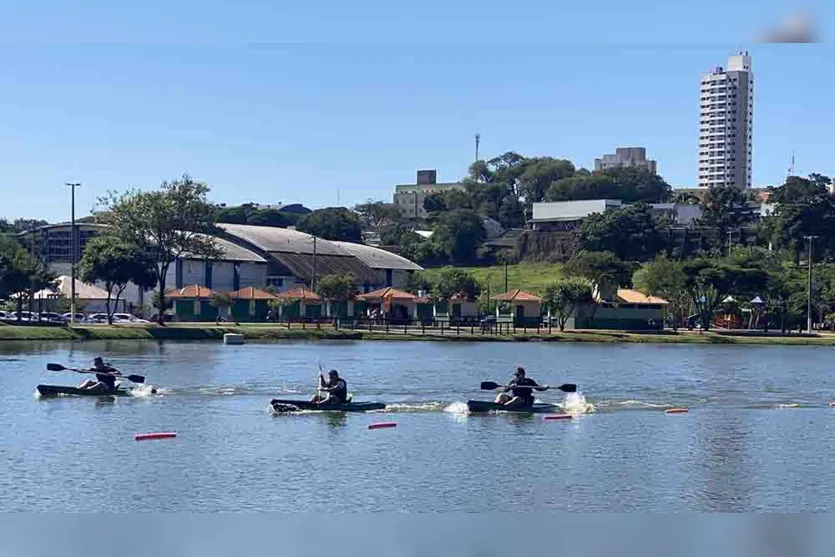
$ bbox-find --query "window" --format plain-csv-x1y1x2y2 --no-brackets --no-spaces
266,277,284,288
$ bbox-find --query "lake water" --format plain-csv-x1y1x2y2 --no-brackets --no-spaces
1,339,834,512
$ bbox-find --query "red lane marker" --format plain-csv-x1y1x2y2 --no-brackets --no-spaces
135,432,177,441
665,408,689,414
543,414,572,421
368,422,397,430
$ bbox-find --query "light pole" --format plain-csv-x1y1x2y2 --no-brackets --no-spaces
66,183,81,324
805,235,819,333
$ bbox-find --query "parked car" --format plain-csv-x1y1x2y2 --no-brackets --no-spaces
12,311,36,322
87,313,112,324
0,310,12,321
62,312,89,323
37,312,67,323
112,313,150,324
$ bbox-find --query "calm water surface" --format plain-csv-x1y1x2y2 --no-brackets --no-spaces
1,340,834,512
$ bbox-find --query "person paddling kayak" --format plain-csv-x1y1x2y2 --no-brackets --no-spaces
494,367,546,409
310,370,348,405
78,357,121,393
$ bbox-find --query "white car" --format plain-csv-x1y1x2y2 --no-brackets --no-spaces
62,313,88,323
0,310,12,321
112,313,150,324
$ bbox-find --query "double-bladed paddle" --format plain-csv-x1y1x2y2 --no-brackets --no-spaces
47,363,146,384
480,381,576,392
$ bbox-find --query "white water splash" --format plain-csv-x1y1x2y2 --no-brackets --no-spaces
557,392,595,414
383,402,446,413
443,401,470,414
130,385,161,397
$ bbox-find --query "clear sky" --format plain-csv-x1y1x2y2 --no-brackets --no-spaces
0,0,832,222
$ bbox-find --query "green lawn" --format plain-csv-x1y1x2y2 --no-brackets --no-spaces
421,263,564,294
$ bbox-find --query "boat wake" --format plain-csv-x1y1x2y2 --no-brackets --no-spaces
592,399,671,411
381,401,448,413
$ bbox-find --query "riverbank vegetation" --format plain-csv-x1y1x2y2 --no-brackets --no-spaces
2,323,834,346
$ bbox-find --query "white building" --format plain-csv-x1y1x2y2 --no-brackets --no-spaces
393,169,466,219
529,200,622,231
699,52,754,189
594,147,657,174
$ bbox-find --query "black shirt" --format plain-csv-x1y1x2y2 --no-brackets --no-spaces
324,378,348,403
509,377,539,406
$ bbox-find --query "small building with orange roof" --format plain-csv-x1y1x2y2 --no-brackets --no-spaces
491,289,542,326
167,285,216,321
356,287,427,322
228,286,277,321
272,286,323,320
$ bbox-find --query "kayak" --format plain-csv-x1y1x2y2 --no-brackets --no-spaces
269,398,386,413
36,384,133,398
466,400,560,414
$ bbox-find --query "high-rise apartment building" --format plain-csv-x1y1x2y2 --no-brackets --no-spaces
699,52,753,189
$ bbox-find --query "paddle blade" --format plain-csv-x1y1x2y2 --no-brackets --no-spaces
556,383,577,393
480,381,502,390
126,374,146,384
47,363,67,372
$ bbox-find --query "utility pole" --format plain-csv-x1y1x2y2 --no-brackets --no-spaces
311,236,317,290
504,260,508,293
727,229,734,257
805,235,818,333
65,183,81,324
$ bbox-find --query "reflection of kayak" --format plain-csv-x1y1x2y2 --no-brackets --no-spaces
269,399,386,413
466,400,560,414
36,384,133,397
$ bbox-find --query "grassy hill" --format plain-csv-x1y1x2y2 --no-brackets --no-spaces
421,262,564,294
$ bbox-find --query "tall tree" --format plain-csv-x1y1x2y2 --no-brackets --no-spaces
518,157,575,205
79,235,157,324
315,273,358,301
632,256,690,331
565,251,633,298
354,200,402,230
0,236,54,321
542,277,593,331
431,210,485,264
763,174,835,262
99,174,221,325
576,204,669,261
698,185,751,254
546,167,671,203
432,267,481,302
296,207,363,243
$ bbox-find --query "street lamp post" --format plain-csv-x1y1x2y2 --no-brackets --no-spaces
805,235,819,334
66,183,81,324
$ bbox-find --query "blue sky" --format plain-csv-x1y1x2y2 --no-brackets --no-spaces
0,0,832,222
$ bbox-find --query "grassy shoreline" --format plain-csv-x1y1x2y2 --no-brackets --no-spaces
1,323,834,346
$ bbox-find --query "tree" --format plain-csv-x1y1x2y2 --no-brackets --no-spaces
763,174,835,262
698,185,751,253
431,210,485,264
518,158,575,205
354,200,402,230
209,293,234,325
0,235,54,321
632,256,689,331
546,167,671,204
99,174,221,325
432,267,481,302
404,271,433,295
576,204,668,261
79,235,157,324
423,189,475,216
680,255,768,330
296,207,363,243
542,277,593,331
215,203,300,228
315,273,358,301
565,251,633,297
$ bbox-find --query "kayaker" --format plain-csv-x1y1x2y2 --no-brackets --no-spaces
310,370,348,405
78,357,121,393
494,367,546,409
